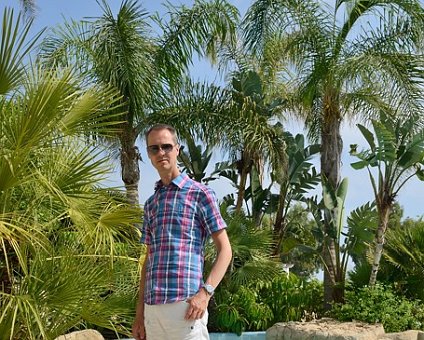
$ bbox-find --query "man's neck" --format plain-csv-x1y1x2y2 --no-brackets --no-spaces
159,169,181,186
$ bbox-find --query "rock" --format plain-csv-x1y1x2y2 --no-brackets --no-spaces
266,319,424,340
266,318,385,340
379,330,424,340
54,330,104,340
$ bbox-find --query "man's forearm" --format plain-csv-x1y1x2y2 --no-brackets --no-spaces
206,229,232,289
135,253,148,318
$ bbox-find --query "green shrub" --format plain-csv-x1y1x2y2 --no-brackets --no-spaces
330,284,424,332
209,274,323,334
259,274,323,325
211,285,273,334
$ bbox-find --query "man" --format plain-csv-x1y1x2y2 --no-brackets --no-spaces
132,124,232,340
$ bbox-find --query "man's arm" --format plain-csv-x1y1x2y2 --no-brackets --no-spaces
185,229,232,320
204,229,232,289
132,245,149,340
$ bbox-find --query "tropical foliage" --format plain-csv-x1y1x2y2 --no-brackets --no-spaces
39,0,239,207
210,272,323,334
0,7,142,339
303,177,350,303
242,0,424,306
380,218,424,301
330,284,424,333
272,132,320,255
350,114,424,285
2,0,424,337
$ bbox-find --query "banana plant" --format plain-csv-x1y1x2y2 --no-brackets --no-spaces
302,177,348,305
272,132,320,255
301,186,377,306
217,131,320,233
227,70,286,214
177,133,232,185
350,114,424,286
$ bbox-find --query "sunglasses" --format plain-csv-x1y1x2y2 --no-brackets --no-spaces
147,143,176,155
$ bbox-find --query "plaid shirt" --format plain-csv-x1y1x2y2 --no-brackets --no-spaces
141,173,227,305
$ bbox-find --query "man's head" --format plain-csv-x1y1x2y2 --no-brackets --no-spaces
145,124,178,145
145,124,180,178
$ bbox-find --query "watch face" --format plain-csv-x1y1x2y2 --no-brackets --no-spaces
203,284,214,295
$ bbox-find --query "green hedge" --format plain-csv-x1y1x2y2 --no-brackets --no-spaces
209,274,323,334
330,284,424,332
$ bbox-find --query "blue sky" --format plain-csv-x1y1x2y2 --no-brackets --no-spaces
2,0,423,220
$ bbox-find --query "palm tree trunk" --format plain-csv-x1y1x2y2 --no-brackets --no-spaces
273,184,288,255
0,249,14,294
322,234,338,308
235,165,249,213
321,103,343,309
369,204,391,286
235,152,251,214
120,128,141,241
120,126,141,206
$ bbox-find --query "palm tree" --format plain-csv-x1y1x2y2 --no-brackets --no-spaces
0,7,43,94
350,114,424,286
0,8,141,338
383,218,424,300
39,0,238,207
227,70,286,215
242,0,424,307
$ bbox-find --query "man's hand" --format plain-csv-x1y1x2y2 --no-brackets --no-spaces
185,289,210,320
132,316,146,340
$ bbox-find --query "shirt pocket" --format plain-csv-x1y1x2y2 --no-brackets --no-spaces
175,201,196,219
172,202,199,240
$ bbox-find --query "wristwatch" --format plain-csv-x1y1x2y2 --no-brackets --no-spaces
202,283,215,296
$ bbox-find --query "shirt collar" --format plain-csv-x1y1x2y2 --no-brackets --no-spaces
154,173,190,191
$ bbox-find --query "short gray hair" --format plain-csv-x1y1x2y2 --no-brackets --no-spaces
145,124,178,144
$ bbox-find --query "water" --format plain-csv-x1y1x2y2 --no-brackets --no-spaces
210,332,266,339
120,332,266,340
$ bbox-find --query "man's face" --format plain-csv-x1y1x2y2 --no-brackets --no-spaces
146,128,179,174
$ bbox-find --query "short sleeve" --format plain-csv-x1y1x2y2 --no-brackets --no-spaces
198,187,227,235
140,206,151,245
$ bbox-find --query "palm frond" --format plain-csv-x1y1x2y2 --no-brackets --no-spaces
0,7,44,95
242,0,333,57
155,0,238,84
91,0,157,116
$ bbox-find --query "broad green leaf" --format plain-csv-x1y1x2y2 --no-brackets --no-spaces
351,160,369,170
357,124,375,151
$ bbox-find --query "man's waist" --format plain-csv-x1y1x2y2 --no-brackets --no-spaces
144,286,200,305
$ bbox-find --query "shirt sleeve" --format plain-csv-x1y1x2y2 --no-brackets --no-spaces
198,187,227,235
140,206,151,245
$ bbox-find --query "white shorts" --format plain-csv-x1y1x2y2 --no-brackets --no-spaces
144,301,209,340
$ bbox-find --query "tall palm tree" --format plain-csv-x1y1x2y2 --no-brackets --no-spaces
39,0,238,207
242,0,424,307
